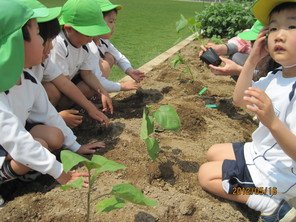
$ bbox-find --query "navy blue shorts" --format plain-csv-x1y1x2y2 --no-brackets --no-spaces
222,142,255,194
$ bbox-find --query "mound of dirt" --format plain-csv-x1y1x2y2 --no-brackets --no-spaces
0,39,261,222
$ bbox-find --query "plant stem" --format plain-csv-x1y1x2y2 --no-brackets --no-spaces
91,193,112,203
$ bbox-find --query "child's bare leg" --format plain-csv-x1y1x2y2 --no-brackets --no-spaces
99,52,115,79
198,161,249,204
57,81,95,110
42,82,62,107
207,143,235,161
30,125,64,152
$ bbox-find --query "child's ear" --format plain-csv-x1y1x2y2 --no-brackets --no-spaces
64,24,73,33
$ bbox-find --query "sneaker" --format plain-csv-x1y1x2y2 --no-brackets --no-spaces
0,194,5,210
18,171,41,182
260,200,296,222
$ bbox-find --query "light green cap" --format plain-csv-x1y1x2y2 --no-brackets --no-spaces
96,0,122,12
238,20,264,41
18,0,49,20
59,0,110,36
0,0,34,92
19,0,60,23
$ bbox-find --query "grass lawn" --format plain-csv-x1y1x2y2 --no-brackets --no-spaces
40,0,206,81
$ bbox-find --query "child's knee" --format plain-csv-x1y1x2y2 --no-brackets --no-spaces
198,163,211,189
48,128,64,151
206,144,220,161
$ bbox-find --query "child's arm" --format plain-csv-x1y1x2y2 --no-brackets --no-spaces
233,29,269,107
79,69,113,114
51,74,109,126
244,87,296,161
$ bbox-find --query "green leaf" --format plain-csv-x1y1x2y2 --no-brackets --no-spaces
144,137,160,161
176,14,188,33
140,107,154,140
111,184,158,206
96,197,126,213
91,155,126,172
60,177,84,190
154,105,181,131
61,150,90,172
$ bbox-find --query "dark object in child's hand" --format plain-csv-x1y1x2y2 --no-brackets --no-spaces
200,48,222,66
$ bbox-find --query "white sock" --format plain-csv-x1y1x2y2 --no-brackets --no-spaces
246,195,281,215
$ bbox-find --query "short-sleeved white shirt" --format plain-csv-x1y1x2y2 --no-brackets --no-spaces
31,56,62,82
244,67,296,199
51,31,94,80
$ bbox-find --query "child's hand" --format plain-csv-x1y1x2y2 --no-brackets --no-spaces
248,28,269,65
76,141,106,155
87,107,109,127
101,93,114,114
57,170,89,188
243,87,277,128
199,43,225,57
59,109,83,128
126,68,147,82
120,81,139,91
209,57,242,76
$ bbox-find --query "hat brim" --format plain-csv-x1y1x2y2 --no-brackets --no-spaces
37,7,61,23
60,17,111,36
238,31,258,41
31,7,49,19
0,29,24,92
252,0,296,26
101,4,122,12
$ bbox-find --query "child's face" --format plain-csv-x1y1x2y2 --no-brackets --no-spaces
24,19,44,68
42,39,54,62
98,10,117,39
268,8,296,67
64,26,93,48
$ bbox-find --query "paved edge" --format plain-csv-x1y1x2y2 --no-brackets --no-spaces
109,33,196,97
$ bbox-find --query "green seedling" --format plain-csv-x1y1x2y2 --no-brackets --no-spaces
60,150,158,222
171,53,194,82
140,105,181,161
176,14,202,40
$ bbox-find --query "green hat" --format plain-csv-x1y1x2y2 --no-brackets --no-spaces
238,20,264,41
252,0,296,26
19,0,49,20
0,0,33,92
20,0,61,23
59,0,110,36
96,0,122,12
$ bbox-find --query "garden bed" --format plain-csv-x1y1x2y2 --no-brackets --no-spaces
0,39,260,222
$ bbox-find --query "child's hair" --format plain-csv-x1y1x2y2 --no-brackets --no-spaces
270,2,296,17
38,18,60,43
22,19,33,41
102,8,117,17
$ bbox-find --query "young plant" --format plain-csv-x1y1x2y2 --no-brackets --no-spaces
171,53,194,81
176,14,202,40
60,150,158,222
140,105,181,161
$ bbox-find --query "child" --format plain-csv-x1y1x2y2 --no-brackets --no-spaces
199,20,265,78
50,0,114,114
89,0,147,93
0,0,102,191
198,1,296,221
23,0,109,128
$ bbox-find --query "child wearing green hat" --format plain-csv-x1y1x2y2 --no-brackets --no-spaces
199,20,273,80
50,0,114,114
89,0,147,93
199,1,296,221
0,0,105,199
21,0,109,129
